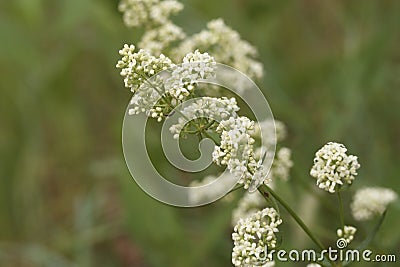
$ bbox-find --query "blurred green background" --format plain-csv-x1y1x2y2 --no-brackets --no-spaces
1,0,399,266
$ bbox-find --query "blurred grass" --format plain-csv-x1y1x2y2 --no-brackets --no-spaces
0,0,399,266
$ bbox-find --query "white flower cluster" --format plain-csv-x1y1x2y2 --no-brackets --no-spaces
174,19,263,80
351,187,398,221
252,119,292,183
118,0,183,28
306,264,322,267
117,45,219,121
188,173,234,205
270,147,293,182
169,97,239,139
232,208,282,266
212,117,269,189
127,75,174,122
139,22,186,56
337,225,357,244
166,50,216,100
254,119,287,148
310,142,360,193
116,44,173,92
231,191,265,226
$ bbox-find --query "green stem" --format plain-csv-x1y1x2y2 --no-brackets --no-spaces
258,184,336,266
140,75,223,147
203,119,216,130
142,76,170,104
258,184,325,250
337,191,345,229
227,184,244,194
141,76,204,131
197,132,203,143
202,130,220,145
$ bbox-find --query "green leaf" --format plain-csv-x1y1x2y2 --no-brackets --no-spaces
357,210,387,251
342,210,387,267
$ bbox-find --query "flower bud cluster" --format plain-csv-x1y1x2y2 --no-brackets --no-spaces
116,44,173,92
337,225,357,244
213,117,269,189
310,142,360,193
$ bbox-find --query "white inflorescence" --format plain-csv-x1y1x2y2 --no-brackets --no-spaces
252,119,293,183
118,0,183,28
127,75,169,121
169,97,240,139
337,225,357,244
116,44,174,92
306,264,322,267
231,191,265,226
310,142,360,193
212,117,269,189
254,119,287,149
188,173,234,205
351,187,398,221
139,22,186,56
174,18,263,80
232,208,282,266
166,50,216,100
117,46,220,122
270,147,293,182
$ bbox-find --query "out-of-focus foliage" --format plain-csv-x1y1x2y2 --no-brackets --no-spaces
0,0,399,266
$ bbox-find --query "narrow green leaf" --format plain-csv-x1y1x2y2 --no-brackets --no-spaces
342,210,387,267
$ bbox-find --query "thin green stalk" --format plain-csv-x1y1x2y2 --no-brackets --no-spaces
201,130,220,145
142,76,171,105
141,75,222,146
203,119,216,130
258,184,336,266
258,184,325,250
337,191,345,229
227,184,244,194
197,132,203,143
141,76,203,131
